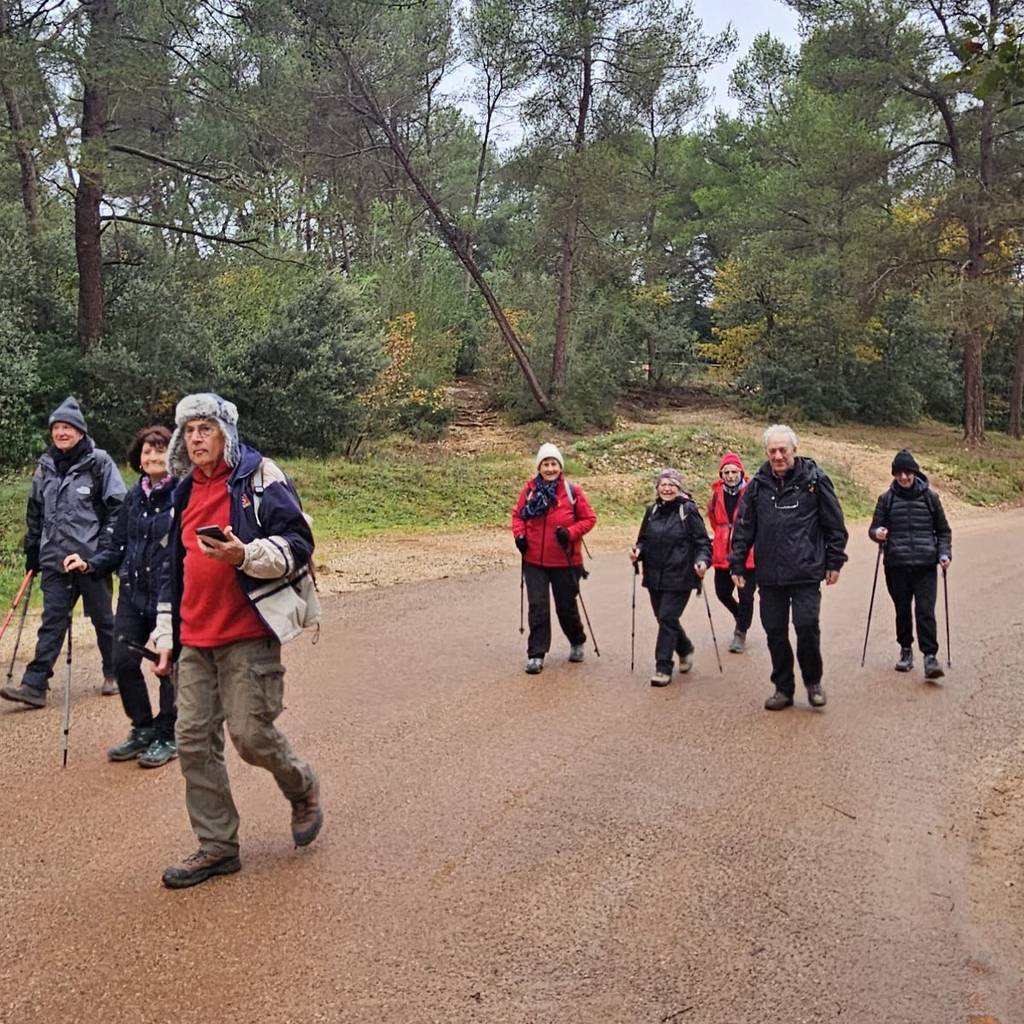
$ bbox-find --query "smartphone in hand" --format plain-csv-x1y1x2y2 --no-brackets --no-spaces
196,524,229,543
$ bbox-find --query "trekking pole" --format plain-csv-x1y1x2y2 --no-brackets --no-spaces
61,575,78,768
861,544,883,668
519,559,525,635
562,542,600,656
5,574,35,687
942,565,951,668
0,570,34,645
699,581,723,674
630,561,638,672
62,604,73,768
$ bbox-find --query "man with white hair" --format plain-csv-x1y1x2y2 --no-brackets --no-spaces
152,393,322,888
729,425,848,710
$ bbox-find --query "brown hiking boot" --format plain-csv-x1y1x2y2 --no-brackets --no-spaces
162,848,241,889
1,683,47,708
291,778,323,847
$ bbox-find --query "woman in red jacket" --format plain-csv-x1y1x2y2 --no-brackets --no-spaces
707,451,756,653
511,443,597,674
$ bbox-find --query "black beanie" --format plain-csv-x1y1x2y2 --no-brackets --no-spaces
891,449,919,476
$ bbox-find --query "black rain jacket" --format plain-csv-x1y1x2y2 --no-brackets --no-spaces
729,457,848,586
635,495,712,592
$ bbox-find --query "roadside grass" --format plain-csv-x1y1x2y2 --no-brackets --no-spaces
1,416,1019,604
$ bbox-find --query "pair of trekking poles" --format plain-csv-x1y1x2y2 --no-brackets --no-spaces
630,563,723,675
861,545,952,669
519,539,601,657
1,570,76,767
514,549,725,674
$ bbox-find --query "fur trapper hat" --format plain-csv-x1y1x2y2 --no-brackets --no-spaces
167,392,240,477
534,442,564,472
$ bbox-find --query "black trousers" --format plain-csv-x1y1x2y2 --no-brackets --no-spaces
23,570,115,691
714,567,756,633
884,565,938,655
113,597,176,740
647,589,693,674
523,563,586,658
758,583,822,697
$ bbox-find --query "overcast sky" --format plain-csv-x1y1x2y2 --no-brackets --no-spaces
700,0,802,112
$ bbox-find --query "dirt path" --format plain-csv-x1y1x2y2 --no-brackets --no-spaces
1,510,1021,1023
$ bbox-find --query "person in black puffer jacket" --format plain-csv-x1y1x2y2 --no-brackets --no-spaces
730,425,848,711
631,468,712,687
64,425,178,767
868,449,952,681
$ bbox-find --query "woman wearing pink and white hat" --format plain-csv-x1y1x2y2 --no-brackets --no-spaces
707,452,757,653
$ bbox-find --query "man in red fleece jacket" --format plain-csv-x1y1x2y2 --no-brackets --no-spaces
153,393,321,889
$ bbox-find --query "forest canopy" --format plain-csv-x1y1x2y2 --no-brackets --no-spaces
1,0,1022,466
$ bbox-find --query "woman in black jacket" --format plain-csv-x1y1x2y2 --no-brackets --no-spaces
868,449,952,680
631,469,712,687
65,426,177,766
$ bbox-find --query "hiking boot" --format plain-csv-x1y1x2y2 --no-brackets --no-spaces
162,848,241,890
728,630,746,654
0,683,47,708
291,778,323,847
568,644,585,663
923,655,945,681
894,647,914,672
101,676,119,696
108,726,156,762
650,671,672,687
764,690,794,711
138,737,177,768
807,684,827,708
525,657,544,675
678,650,694,674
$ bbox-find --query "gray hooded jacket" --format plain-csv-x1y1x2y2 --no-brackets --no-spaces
26,443,127,571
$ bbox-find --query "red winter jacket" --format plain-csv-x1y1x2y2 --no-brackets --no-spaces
707,478,755,571
511,476,596,568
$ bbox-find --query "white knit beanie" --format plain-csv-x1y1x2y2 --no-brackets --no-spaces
534,442,564,472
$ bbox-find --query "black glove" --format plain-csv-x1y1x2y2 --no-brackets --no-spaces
514,535,528,555
25,546,40,573
554,526,571,551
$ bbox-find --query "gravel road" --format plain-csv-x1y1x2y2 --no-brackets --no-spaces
1,511,1021,1024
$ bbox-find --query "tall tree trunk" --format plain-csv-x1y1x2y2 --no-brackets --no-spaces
1008,305,1024,439
0,0,41,233
75,0,115,347
961,98,994,445
551,213,578,394
550,41,593,397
